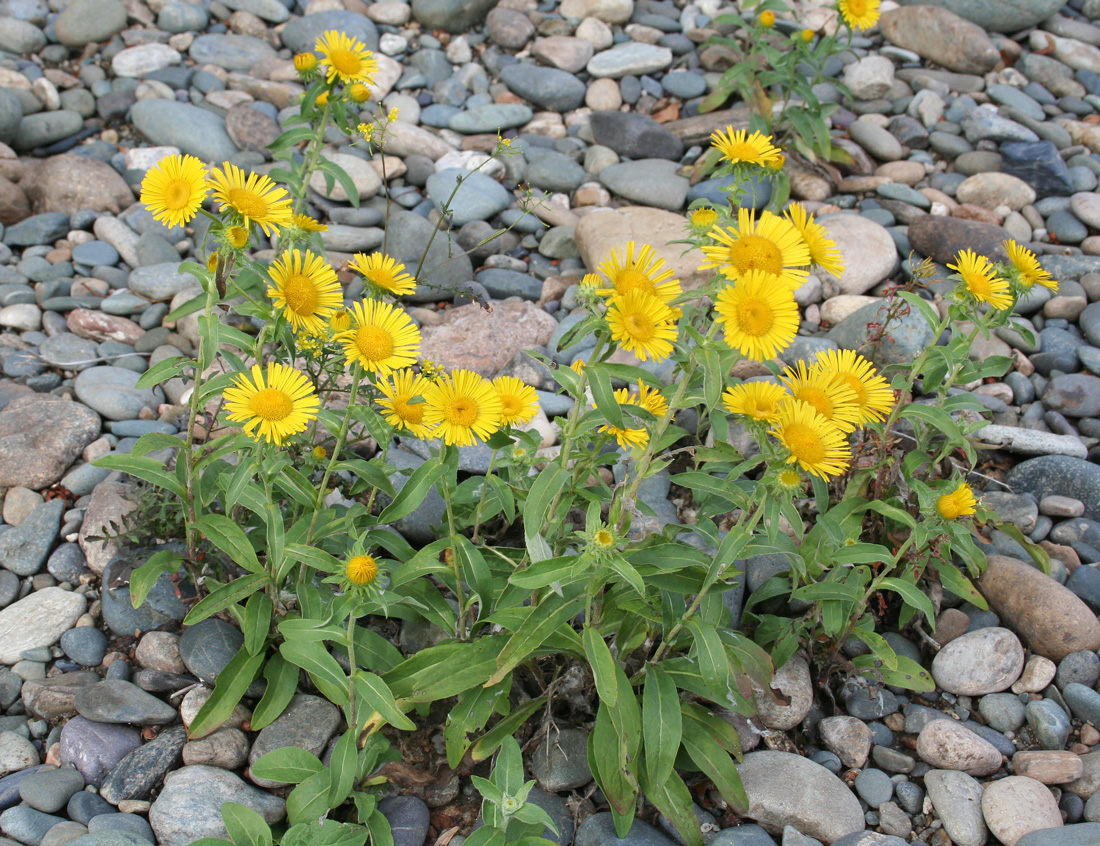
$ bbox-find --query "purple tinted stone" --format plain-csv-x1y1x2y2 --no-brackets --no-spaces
59,717,141,788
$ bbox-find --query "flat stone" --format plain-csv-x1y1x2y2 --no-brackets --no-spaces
148,766,285,846
589,110,683,160
880,6,1001,75
598,159,689,211
1013,751,1085,785
100,725,186,804
924,770,988,846
247,695,340,788
54,0,126,46
178,619,243,686
915,720,1002,776
73,681,178,726
130,100,238,164
817,214,897,295
0,589,86,665
530,728,592,792
575,812,678,846
59,717,141,789
587,43,673,79
982,776,1063,846
18,767,84,814
0,499,62,577
932,627,1025,696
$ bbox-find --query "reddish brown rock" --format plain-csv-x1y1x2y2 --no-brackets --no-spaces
0,175,29,225
66,309,144,344
979,554,1100,661
1012,751,1084,784
418,300,556,377
23,153,134,215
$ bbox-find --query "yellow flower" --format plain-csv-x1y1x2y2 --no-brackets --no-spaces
714,269,800,361
597,241,682,303
570,360,586,374
700,207,811,289
312,445,328,460
423,368,503,446
267,249,342,335
336,300,421,376
376,369,432,438
722,381,789,422
346,554,378,585
759,10,775,26
293,213,327,232
329,309,351,333
224,362,319,446
811,349,894,425
225,226,248,249
349,82,371,103
597,383,667,450
316,30,377,85
838,0,881,30
801,28,815,42
769,400,851,479
781,360,863,433
709,128,783,169
937,482,978,520
1004,240,1057,292
605,290,678,362
208,162,294,237
785,202,844,277
358,122,374,142
315,91,330,107
690,207,720,232
140,154,209,229
387,107,399,122
420,358,444,380
493,376,539,426
775,467,803,491
207,253,219,273
293,52,317,73
350,252,417,297
948,249,1013,310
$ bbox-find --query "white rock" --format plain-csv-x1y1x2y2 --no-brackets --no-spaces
0,304,41,331
308,150,381,201
916,719,1003,776
124,146,180,172
0,588,87,664
575,16,614,50
1030,30,1100,74
973,423,1089,459
586,42,673,78
844,55,895,100
93,216,141,270
816,214,896,295
561,0,633,24
0,731,38,776
111,43,182,78
752,655,813,731
820,295,878,325
981,776,1062,846
931,627,1025,696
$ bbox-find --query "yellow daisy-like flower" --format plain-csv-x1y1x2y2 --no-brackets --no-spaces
1004,240,1057,292
329,309,351,333
759,10,775,26
349,83,371,103
140,154,209,229
312,445,327,460
838,0,881,30
267,249,342,335
225,226,248,249
801,28,815,42
785,203,844,277
605,290,678,362
315,29,378,85
224,362,319,446
346,554,378,585
336,300,421,376
598,383,668,451
780,360,862,433
423,368,503,446
350,252,417,297
701,207,811,288
709,128,783,169
570,359,586,374
769,400,851,479
293,52,317,73
811,349,894,425
293,213,327,233
597,241,682,303
775,467,803,491
714,270,800,361
493,376,539,426
208,162,294,237
315,91,330,107
948,249,1013,310
376,369,432,438
690,207,720,232
936,482,978,520
722,381,789,422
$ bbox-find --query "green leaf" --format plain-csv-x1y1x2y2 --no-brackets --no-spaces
853,653,934,692
384,636,505,704
589,365,624,430
327,729,358,807
468,695,546,762
582,626,618,707
188,647,266,739
444,681,506,769
129,550,183,609
132,432,185,457
316,158,360,209
877,576,935,624
352,672,416,731
93,453,187,499
286,770,331,827
587,702,637,834
680,716,748,812
184,573,271,625
195,514,262,575
685,619,731,696
222,803,273,846
933,560,988,609
250,746,324,784
995,522,1051,576
640,769,703,846
378,454,445,523
522,466,569,564
242,590,273,656
486,596,582,686
643,666,680,789
250,651,299,731
280,641,350,709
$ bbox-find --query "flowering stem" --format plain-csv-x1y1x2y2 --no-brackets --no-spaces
471,448,499,544
293,100,333,215
439,467,467,641
346,611,358,728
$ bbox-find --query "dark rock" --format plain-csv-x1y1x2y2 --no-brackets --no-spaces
178,619,242,685
99,725,186,805
378,796,430,846
589,111,684,161
500,65,586,112
907,215,1010,265
73,680,178,726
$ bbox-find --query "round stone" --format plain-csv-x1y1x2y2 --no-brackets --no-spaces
932,627,1025,696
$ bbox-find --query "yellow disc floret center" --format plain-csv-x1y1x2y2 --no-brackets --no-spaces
330,48,361,76
848,0,867,14
250,388,294,421
446,397,478,427
283,274,319,315
785,423,826,464
736,297,775,336
728,235,784,276
625,313,653,339
839,373,868,404
165,179,192,209
797,387,833,418
501,396,522,418
346,554,377,585
228,188,267,219
616,268,654,296
355,326,395,361
395,396,423,424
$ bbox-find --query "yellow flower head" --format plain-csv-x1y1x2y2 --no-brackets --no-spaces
207,253,219,274
811,349,894,425
349,83,371,103
315,91,330,107
709,128,783,169
224,362,319,446
769,399,851,479
597,383,668,451
801,28,815,42
714,269,800,361
293,213,328,233
722,381,789,422
336,300,421,376
775,467,803,491
780,360,863,433
759,10,775,26
493,376,539,426
420,358,445,381
570,359,586,374
358,122,374,142
376,369,432,438
140,154,209,229
1004,240,1057,292
346,554,378,585
329,309,351,333
937,482,978,519
208,162,294,237
785,202,844,277
597,241,682,303
315,30,378,85
267,249,342,335
423,368,503,446
838,0,881,30
691,207,720,231
701,207,811,288
312,445,328,460
948,249,1013,310
350,252,417,297
605,290,678,362
387,107,399,122
225,226,248,249
294,52,317,72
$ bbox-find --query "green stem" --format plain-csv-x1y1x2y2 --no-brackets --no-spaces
471,448,499,544
293,100,333,215
346,610,358,729
439,467,467,640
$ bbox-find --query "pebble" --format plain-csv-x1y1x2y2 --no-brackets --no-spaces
982,776,1063,845
530,728,592,792
931,627,1024,695
915,719,1003,776
148,766,285,846
247,694,339,788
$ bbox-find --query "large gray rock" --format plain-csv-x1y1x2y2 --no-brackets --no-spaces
880,6,1001,75
247,694,340,788
897,0,1067,32
923,770,988,846
411,0,497,32
131,100,238,164
826,299,934,368
280,10,379,51
149,766,285,846
54,0,127,46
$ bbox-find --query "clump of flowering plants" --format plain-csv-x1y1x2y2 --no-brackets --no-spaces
94,26,1050,846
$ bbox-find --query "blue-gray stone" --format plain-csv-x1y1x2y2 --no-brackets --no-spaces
978,692,1026,732
178,618,242,685
425,168,513,226
71,242,119,268
131,100,238,164
0,499,62,577
0,89,23,146
47,544,89,584
576,813,678,846
86,813,155,844
895,0,1069,33
0,805,65,846
1018,823,1100,846
1000,141,1077,199
157,2,209,33
14,111,84,153
0,766,51,812
662,71,707,99
382,209,473,301
4,214,70,247
1048,209,1089,244
378,796,430,846
1006,456,1100,522
500,64,586,112
448,103,532,134
410,0,496,33
60,628,107,668
100,552,193,638
64,833,155,846
827,299,934,368
188,34,274,71
18,766,84,814
99,725,186,804
708,825,776,846
687,174,772,211
1067,566,1100,614
475,268,541,300
67,790,115,825
600,159,689,211
1058,651,1100,689
1026,698,1072,749
960,109,1038,144
127,263,196,301
853,769,893,808
1065,682,1100,727
73,367,159,421
73,680,177,726
281,10,378,52
524,150,586,193
589,110,683,161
